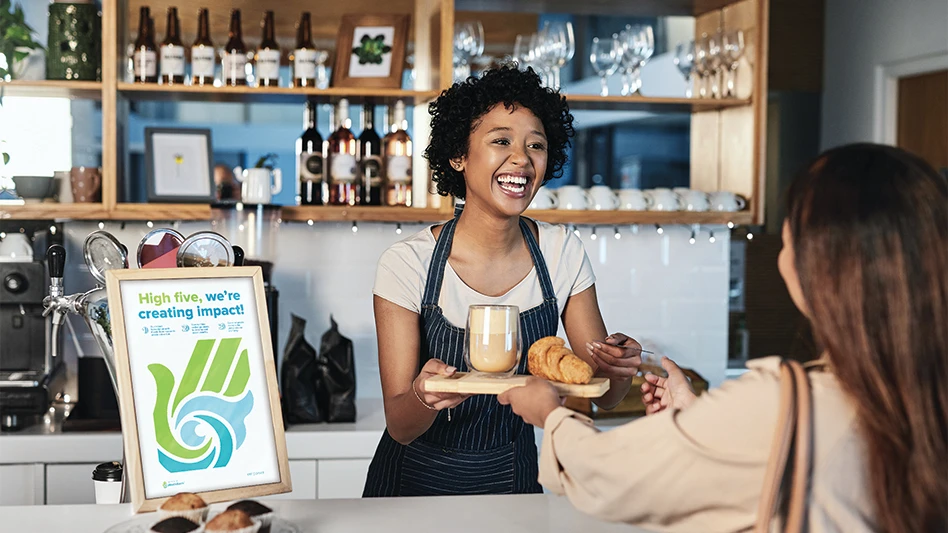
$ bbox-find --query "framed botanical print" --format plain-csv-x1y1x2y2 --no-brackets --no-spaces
331,14,410,89
144,127,215,203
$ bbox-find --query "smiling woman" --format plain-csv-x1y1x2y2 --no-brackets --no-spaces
362,65,645,498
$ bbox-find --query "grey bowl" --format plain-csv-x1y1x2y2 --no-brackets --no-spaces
12,176,54,200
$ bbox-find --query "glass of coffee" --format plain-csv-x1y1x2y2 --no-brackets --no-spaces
464,305,521,377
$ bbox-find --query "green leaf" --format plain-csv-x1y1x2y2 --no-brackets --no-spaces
2,153,10,166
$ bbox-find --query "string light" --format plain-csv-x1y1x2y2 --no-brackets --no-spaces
238,224,245,232
727,221,735,229
572,225,580,238
98,221,105,230
746,232,754,240
307,219,314,226
590,227,598,241
395,223,402,235
709,230,716,243
351,222,359,233
49,226,56,235
613,226,621,240
690,223,700,244
0,233,5,239
146,221,154,228
689,230,696,244
655,224,664,235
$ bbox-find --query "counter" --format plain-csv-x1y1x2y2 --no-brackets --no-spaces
5,495,652,533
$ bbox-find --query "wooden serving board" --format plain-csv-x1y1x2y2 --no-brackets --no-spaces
424,372,610,398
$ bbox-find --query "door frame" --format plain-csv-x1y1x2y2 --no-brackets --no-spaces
873,51,948,145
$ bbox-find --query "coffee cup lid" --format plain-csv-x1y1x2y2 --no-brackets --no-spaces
92,461,123,482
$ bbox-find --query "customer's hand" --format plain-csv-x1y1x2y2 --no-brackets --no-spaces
641,356,698,415
498,377,562,428
587,332,643,380
413,359,471,410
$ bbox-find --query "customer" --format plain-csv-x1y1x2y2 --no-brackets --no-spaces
501,143,948,532
363,66,643,497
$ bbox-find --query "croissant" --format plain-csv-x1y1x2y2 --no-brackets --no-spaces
528,336,594,385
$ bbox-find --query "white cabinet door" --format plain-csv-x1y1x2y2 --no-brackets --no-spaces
317,459,371,499
261,460,317,501
46,463,99,505
0,464,44,506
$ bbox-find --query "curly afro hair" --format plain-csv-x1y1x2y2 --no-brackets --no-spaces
424,65,575,199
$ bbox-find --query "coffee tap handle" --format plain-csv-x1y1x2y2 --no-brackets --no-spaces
232,246,245,267
47,244,66,279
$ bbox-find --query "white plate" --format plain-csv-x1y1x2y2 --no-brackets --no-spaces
103,515,302,533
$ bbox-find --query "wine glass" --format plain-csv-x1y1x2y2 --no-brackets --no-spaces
707,31,723,98
617,27,639,96
694,35,711,98
631,25,654,95
674,40,696,97
589,36,620,97
722,29,745,97
547,21,574,90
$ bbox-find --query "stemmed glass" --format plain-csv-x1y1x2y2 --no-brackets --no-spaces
694,35,712,98
706,31,723,98
546,21,575,90
453,21,484,82
722,30,745,97
589,36,620,97
674,40,696,97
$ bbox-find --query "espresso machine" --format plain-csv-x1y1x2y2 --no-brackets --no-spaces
0,258,64,430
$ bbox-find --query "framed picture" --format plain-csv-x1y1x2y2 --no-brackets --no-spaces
145,127,215,203
332,14,410,89
106,267,291,512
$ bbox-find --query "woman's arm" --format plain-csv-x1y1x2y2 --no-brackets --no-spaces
375,295,469,444
560,285,635,409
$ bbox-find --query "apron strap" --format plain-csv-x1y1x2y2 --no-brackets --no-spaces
421,217,457,308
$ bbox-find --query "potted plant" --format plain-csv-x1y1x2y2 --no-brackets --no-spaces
0,0,45,80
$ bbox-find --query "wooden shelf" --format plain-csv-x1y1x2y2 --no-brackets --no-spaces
117,83,440,105
110,203,212,221
0,202,108,220
455,0,742,17
564,94,751,112
281,206,451,223
522,209,755,225
0,80,103,99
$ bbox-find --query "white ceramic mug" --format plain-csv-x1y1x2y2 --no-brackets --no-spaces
587,186,620,210
234,166,282,205
529,186,559,210
646,188,682,211
617,189,652,211
679,190,711,212
0,233,33,262
709,191,747,212
54,170,73,203
557,185,591,210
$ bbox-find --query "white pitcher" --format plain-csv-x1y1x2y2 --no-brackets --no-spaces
234,166,282,205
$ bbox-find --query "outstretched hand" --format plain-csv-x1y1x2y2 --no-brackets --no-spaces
640,356,698,415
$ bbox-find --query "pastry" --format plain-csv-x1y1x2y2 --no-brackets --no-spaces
158,492,210,524
528,336,594,384
205,510,260,533
149,517,202,533
226,500,274,533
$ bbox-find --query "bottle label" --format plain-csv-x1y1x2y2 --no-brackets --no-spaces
133,50,157,77
387,155,412,183
293,49,318,80
256,49,281,80
191,46,216,77
223,52,248,80
160,45,185,77
330,153,358,183
299,152,324,182
362,156,383,185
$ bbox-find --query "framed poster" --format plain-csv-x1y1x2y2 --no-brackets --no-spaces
144,127,215,203
331,14,410,89
106,267,291,512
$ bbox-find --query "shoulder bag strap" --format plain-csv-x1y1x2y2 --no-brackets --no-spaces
754,359,813,533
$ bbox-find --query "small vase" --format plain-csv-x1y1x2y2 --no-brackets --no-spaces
12,48,46,80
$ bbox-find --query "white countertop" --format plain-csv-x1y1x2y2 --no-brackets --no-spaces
5,495,653,533
0,398,388,464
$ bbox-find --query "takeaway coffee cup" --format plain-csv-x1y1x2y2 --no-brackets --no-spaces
92,461,123,504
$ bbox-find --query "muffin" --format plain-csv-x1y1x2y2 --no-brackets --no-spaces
149,516,203,533
204,510,261,533
158,492,210,524
226,500,274,533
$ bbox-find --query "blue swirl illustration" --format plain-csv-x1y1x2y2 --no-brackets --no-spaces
157,391,254,473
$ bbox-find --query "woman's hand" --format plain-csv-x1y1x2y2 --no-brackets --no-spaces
413,359,471,410
587,332,643,381
497,377,562,428
641,356,698,415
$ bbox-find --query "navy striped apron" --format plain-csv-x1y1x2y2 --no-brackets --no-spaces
363,215,559,497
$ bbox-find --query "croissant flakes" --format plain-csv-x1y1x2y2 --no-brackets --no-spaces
528,336,594,384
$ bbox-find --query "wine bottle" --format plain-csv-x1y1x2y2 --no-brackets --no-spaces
132,6,158,83
297,99,326,205
384,100,413,206
360,101,383,205
159,7,185,85
256,11,280,87
291,12,317,88
328,99,360,206
191,8,215,86
222,9,247,86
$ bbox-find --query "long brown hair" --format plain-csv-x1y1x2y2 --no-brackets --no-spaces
786,143,948,532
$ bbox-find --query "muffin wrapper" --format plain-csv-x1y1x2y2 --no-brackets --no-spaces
149,519,205,533
206,521,261,533
251,512,274,533
157,505,210,524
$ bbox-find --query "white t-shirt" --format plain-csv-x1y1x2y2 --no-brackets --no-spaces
373,220,597,327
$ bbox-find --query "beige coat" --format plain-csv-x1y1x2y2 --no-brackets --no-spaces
538,357,876,533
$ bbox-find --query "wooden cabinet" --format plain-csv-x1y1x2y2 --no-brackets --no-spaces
0,0,768,226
